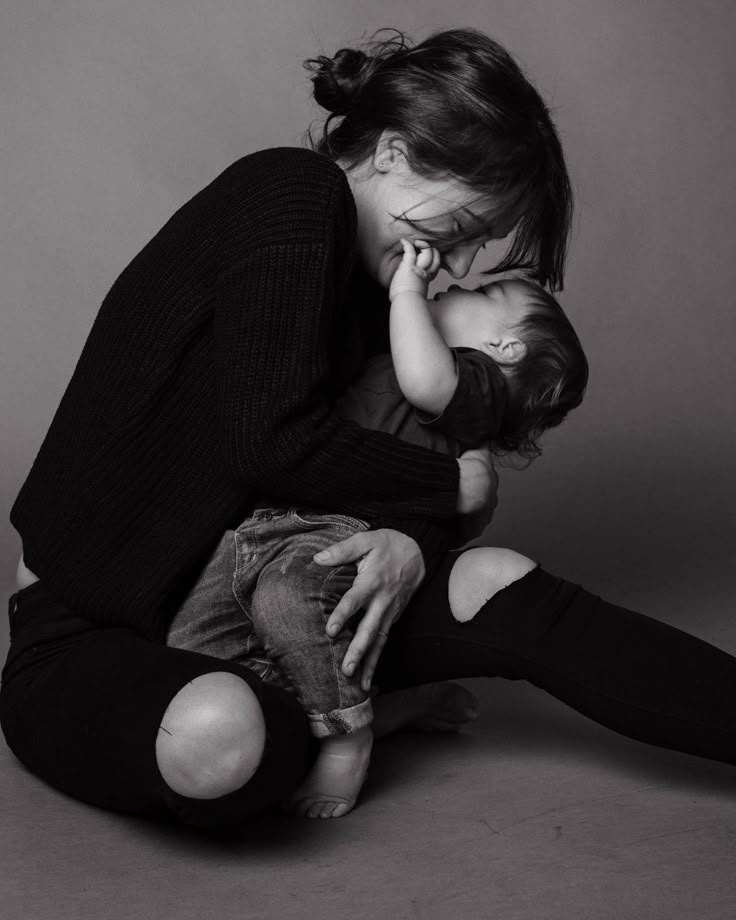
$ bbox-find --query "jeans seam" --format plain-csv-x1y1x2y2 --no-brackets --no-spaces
232,526,274,680
288,508,368,533
232,529,256,626
319,562,355,711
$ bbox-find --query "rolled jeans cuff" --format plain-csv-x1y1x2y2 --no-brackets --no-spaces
307,698,374,739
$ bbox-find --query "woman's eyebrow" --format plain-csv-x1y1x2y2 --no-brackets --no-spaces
461,207,489,229
461,207,500,239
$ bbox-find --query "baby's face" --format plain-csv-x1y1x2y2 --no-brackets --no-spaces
429,279,530,351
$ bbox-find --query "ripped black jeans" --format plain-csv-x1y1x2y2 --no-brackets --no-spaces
3,551,736,829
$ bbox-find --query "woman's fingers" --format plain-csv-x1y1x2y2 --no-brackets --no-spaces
316,527,425,684
340,595,390,679
313,530,370,567
359,623,392,691
325,579,370,640
315,531,372,637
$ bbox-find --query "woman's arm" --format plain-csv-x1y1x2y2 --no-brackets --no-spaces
316,446,498,689
388,240,458,415
213,177,459,522
214,154,496,653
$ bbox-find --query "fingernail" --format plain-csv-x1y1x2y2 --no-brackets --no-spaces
327,626,338,636
344,662,354,675
313,551,329,562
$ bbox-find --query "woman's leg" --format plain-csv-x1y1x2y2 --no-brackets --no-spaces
0,583,315,829
377,547,736,767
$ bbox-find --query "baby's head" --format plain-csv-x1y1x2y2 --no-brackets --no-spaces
430,278,588,460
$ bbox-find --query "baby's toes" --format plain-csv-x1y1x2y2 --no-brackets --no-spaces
306,799,329,819
287,796,356,818
328,801,353,818
318,800,339,819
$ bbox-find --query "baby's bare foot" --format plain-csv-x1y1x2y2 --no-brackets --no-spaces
372,682,479,739
287,725,373,819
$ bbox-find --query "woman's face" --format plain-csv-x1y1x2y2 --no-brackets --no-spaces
345,140,512,289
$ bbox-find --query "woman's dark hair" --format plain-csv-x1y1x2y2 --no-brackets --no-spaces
305,28,573,290
493,281,588,463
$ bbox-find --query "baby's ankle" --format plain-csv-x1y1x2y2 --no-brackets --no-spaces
288,723,373,818
319,724,373,755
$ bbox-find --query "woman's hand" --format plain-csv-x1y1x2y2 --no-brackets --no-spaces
456,447,499,518
314,529,426,691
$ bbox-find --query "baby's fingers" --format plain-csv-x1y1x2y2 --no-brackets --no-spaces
399,238,417,265
427,247,441,277
414,243,441,280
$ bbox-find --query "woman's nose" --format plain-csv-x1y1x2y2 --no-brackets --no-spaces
441,242,484,279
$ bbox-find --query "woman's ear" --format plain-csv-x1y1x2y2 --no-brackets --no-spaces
373,132,408,172
482,336,527,366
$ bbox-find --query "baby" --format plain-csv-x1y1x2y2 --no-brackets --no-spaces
340,240,588,466
170,240,588,819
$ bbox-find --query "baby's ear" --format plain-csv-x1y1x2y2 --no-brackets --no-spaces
483,337,527,366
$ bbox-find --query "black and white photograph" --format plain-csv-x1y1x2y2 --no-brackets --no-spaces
1,1,735,918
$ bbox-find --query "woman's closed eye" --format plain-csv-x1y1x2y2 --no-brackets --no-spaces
399,215,458,242
401,217,469,252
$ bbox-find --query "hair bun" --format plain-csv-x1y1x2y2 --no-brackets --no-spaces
306,47,371,115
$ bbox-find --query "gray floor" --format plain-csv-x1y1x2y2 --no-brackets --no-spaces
2,565,736,920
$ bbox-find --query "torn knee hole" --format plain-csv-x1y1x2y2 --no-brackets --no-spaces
448,547,536,623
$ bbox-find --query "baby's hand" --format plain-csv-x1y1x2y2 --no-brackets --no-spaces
389,239,441,301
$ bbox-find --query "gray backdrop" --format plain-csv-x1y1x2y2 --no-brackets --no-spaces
2,0,735,654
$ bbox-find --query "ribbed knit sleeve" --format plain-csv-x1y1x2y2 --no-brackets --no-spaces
213,252,457,519
212,158,459,523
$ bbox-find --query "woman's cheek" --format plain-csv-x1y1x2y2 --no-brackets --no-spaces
389,246,404,270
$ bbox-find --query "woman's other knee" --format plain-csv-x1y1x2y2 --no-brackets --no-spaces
448,547,537,623
155,671,266,799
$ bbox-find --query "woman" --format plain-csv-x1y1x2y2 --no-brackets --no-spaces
2,28,734,829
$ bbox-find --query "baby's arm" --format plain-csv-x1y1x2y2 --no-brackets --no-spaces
389,240,459,416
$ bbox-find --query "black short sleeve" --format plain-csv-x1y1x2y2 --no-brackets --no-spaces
416,347,507,450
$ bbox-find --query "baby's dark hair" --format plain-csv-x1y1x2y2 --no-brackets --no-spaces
494,280,588,462
305,28,572,291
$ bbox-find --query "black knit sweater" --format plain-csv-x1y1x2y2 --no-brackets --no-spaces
11,148,460,641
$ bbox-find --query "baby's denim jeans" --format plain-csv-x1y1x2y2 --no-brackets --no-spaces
167,507,374,738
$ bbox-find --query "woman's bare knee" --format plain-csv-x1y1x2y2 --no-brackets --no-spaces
155,671,266,800
448,547,537,623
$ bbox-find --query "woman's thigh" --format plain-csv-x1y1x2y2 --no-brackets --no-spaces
375,547,532,688
0,583,314,826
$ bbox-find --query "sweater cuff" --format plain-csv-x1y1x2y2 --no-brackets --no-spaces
369,515,454,579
